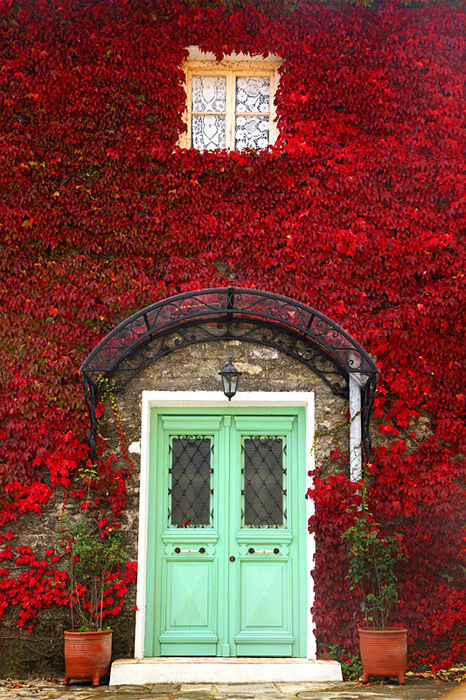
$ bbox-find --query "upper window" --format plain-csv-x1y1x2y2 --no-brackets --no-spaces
180,48,281,152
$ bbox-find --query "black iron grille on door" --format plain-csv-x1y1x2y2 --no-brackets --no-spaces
242,436,286,528
168,437,214,527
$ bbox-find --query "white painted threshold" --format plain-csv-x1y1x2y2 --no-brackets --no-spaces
109,657,343,685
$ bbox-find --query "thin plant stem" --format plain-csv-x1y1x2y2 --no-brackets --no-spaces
70,558,75,632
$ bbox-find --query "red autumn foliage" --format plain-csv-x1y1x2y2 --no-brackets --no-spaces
0,0,464,671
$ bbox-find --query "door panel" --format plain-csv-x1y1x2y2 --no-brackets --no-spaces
146,407,306,658
146,415,223,657
230,415,296,656
236,558,292,657
242,560,286,627
159,557,218,656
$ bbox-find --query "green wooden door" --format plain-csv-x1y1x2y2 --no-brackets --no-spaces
145,406,307,658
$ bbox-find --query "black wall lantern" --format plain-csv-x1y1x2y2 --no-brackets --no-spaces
219,357,242,400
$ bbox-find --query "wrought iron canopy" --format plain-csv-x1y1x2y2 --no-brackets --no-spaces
80,287,378,459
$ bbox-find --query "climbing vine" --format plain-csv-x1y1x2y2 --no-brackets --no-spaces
0,0,464,673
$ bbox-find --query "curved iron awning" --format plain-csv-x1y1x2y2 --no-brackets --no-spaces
81,287,378,460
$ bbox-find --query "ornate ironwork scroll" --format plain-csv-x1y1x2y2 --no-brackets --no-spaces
81,287,378,459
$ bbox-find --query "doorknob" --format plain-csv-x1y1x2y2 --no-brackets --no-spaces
229,556,236,562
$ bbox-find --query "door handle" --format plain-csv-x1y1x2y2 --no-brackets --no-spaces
247,548,280,554
229,556,236,562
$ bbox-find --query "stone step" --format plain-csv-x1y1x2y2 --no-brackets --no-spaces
109,657,343,685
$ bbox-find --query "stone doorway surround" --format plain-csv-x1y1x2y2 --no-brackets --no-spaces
109,391,343,684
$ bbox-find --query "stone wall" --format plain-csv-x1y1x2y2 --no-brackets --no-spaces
104,338,350,492
0,339,349,677
98,339,350,663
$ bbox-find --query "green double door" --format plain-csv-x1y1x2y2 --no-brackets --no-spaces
145,406,307,658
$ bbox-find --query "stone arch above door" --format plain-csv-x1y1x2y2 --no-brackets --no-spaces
80,287,378,468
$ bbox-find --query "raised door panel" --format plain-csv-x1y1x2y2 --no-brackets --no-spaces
235,557,293,656
159,557,218,655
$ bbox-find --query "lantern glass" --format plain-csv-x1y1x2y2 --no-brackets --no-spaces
219,357,242,400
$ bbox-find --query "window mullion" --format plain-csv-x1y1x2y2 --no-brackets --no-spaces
226,72,235,150
186,70,193,149
270,69,276,145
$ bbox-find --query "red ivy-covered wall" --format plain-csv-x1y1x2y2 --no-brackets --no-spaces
0,0,464,671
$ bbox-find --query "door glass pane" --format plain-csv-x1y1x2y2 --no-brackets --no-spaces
169,437,213,527
242,437,286,528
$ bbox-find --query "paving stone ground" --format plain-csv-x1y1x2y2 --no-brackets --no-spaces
0,679,464,700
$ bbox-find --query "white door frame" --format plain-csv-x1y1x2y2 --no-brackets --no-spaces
134,391,316,660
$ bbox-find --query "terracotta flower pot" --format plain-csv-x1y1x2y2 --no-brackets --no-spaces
358,628,407,684
64,629,113,687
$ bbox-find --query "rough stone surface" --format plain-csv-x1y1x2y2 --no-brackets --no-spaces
101,340,350,521
0,678,461,700
98,341,349,664
106,338,349,485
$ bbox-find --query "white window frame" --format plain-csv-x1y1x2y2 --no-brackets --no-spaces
180,47,281,151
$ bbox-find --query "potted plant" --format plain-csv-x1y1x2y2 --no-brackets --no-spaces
342,488,407,684
60,506,123,687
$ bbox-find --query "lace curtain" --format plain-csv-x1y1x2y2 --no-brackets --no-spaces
191,75,271,151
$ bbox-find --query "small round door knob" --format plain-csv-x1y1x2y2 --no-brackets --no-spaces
229,556,236,562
